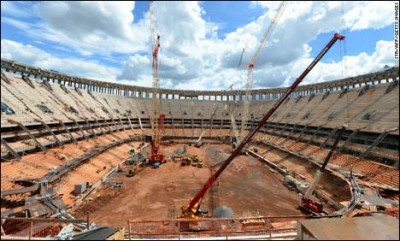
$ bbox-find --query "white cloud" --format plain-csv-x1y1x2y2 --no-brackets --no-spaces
5,2,151,56
38,2,135,40
1,39,119,81
344,2,396,31
117,54,151,81
254,1,395,31
117,1,214,86
279,40,397,87
1,1,34,18
1,1,397,91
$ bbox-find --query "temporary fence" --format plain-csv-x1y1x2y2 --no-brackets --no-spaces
127,215,310,239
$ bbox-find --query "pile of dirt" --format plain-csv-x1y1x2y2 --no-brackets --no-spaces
74,190,122,216
33,225,62,237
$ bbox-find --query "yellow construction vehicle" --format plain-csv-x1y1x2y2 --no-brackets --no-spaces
181,156,191,166
127,168,135,177
126,165,138,177
191,155,199,167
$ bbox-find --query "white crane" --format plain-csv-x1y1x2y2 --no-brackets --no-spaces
238,1,289,145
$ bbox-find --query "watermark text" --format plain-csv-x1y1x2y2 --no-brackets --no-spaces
395,2,399,60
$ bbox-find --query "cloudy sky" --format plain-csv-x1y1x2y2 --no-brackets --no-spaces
1,1,397,90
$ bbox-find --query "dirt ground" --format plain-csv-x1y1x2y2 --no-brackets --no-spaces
73,143,302,228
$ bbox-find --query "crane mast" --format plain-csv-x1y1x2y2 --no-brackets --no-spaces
149,1,164,163
182,32,345,217
239,1,288,144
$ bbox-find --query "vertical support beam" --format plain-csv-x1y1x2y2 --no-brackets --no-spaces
270,123,278,136
296,125,308,142
35,119,63,147
1,137,21,160
338,129,357,152
110,118,117,132
200,116,204,132
8,120,47,152
73,119,88,141
360,132,388,158
209,107,217,138
307,125,322,145
103,118,112,133
178,103,185,136
127,116,134,130
29,220,33,240
280,123,288,136
191,103,194,138
113,118,121,132
168,105,177,137
95,118,106,135
119,117,127,131
181,113,185,137
320,128,337,148
85,119,97,138
219,114,223,136
58,119,76,143
230,114,240,142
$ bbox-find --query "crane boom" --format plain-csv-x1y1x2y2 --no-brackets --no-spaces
149,1,164,163
300,125,346,215
238,48,245,67
239,1,288,144
303,126,346,200
183,32,345,216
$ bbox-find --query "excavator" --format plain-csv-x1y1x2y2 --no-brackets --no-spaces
180,33,345,218
299,125,346,215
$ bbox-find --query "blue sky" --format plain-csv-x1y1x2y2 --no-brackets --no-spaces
1,1,397,90
309,26,394,61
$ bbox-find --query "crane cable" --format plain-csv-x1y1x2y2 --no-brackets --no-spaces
339,1,351,177
240,1,289,144
252,1,288,146
340,1,349,128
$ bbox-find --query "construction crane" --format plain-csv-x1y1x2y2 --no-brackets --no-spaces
181,32,346,218
148,1,164,164
238,1,288,146
238,48,246,67
299,125,346,215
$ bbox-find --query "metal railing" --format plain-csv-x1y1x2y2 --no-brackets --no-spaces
126,215,311,239
1,217,88,240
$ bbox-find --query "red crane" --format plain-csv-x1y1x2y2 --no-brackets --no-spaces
181,33,345,218
299,125,346,215
148,1,164,164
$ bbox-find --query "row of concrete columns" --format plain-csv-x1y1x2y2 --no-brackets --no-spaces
9,68,399,101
